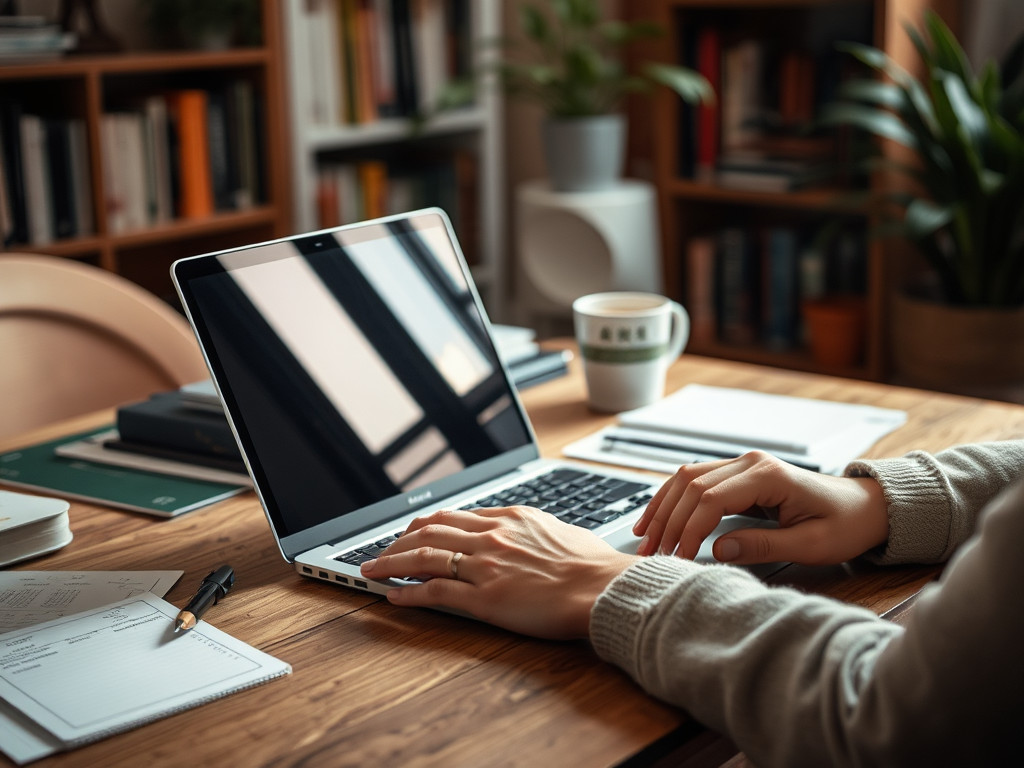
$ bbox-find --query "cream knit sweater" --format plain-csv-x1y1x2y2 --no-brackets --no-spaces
589,441,1024,767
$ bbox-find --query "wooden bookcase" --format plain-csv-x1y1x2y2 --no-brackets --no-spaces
279,0,506,318
628,0,958,382
0,0,291,303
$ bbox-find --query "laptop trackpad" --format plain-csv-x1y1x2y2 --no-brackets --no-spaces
606,515,786,579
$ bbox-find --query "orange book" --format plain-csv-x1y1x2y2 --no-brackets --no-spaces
166,90,213,219
355,0,380,123
317,169,340,228
358,161,388,219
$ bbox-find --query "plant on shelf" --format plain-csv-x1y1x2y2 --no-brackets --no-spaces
825,12,1024,308
443,0,711,192
824,12,1024,390
141,0,261,51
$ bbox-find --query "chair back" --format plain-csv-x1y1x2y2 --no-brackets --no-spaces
0,254,208,442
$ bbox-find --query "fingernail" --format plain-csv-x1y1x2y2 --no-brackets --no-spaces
717,539,740,562
361,559,377,574
638,535,651,555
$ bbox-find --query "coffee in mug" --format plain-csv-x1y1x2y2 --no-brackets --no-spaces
573,292,689,412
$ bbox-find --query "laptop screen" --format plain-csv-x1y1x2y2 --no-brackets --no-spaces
174,212,535,555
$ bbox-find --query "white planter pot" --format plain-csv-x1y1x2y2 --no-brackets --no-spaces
541,114,626,192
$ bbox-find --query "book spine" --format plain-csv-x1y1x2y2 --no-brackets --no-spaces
317,165,341,228
168,91,214,218
1,103,29,244
0,141,12,242
695,27,720,179
117,408,242,461
233,82,258,209
452,149,478,265
355,0,381,123
20,114,53,246
686,236,717,345
206,90,233,211
123,114,148,230
44,119,75,239
719,228,756,345
339,0,361,123
677,20,699,179
762,228,799,350
391,0,418,116
337,162,360,223
66,120,94,236
100,115,123,234
372,0,400,117
144,97,173,223
358,160,388,219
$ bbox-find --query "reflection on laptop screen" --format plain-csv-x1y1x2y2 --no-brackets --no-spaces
185,215,532,538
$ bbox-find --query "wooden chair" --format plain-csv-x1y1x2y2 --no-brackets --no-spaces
0,254,209,442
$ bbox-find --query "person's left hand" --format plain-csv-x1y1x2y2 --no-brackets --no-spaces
360,506,638,639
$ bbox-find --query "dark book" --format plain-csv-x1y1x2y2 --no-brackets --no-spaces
391,0,418,116
1,102,29,244
677,20,699,179
762,228,799,350
166,106,182,215
719,228,758,345
449,0,472,79
206,90,233,211
222,83,244,208
44,119,75,239
117,392,242,461
508,349,570,390
252,88,267,204
103,438,247,474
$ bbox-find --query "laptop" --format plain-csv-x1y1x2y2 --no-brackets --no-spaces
171,209,674,596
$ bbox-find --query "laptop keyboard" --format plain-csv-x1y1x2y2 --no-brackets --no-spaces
333,469,653,567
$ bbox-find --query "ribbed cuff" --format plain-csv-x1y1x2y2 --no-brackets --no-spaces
590,556,703,677
845,454,952,564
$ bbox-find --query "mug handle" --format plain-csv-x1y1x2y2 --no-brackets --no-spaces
665,301,689,363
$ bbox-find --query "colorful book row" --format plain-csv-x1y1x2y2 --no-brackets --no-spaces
316,151,479,263
0,107,93,247
298,0,472,126
101,81,264,235
685,226,866,351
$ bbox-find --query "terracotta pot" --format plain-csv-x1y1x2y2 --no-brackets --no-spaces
891,292,1024,387
802,297,866,368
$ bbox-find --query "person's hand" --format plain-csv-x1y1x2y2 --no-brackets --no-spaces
360,507,637,639
632,451,890,566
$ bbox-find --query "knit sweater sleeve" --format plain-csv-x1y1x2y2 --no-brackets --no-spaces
591,476,1024,767
844,440,1024,564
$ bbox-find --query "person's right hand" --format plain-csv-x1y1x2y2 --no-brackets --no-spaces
632,451,890,566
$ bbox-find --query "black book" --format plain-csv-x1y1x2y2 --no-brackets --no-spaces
508,349,570,391
391,0,418,116
103,438,247,474
44,119,75,239
222,82,244,207
206,90,233,211
0,103,28,244
252,88,266,204
117,392,242,461
450,0,472,79
677,22,699,179
166,108,181,215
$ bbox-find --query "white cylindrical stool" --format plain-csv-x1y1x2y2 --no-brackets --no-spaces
517,179,662,308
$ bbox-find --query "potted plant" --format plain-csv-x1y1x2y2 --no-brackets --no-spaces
446,0,711,192
141,0,261,50
824,13,1024,391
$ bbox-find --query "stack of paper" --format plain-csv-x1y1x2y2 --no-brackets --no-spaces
0,492,72,567
564,384,907,476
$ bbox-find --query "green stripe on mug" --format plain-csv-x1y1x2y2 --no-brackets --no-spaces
581,343,669,364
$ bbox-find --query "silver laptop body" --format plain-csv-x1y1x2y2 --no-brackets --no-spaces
171,209,664,597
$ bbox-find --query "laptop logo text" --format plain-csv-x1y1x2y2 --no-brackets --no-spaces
407,490,433,506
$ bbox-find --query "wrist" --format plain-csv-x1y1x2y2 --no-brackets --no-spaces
572,552,638,639
851,476,890,550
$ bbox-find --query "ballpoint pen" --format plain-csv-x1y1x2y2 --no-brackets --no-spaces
175,565,235,632
601,434,821,473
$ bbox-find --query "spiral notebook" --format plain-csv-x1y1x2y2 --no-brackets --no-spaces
0,593,291,764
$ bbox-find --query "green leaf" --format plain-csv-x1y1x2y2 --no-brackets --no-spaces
839,79,905,110
819,103,918,147
645,63,713,105
924,11,973,84
520,5,550,45
906,198,954,238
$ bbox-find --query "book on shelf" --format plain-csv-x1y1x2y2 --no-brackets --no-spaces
315,149,480,263
98,82,264,235
0,16,75,62
685,223,867,353
298,0,474,127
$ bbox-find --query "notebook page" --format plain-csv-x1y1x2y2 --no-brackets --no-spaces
0,593,290,748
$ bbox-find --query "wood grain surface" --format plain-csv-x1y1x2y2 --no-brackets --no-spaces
3,345,1023,768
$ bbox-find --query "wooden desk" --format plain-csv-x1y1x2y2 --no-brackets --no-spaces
4,349,1024,768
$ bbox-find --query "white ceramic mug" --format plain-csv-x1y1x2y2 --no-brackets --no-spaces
573,292,689,412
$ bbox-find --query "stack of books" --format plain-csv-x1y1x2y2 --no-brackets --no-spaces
296,0,473,125
490,325,572,390
0,16,75,63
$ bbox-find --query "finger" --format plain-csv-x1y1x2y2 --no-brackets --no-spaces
383,526,479,557
402,509,499,536
387,575,478,612
712,523,826,566
673,471,771,559
362,548,472,582
633,459,733,538
643,459,753,556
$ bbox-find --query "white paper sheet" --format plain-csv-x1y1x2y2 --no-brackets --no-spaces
0,593,290,764
0,571,183,633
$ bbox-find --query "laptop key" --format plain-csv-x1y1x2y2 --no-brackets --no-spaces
587,508,624,523
599,482,650,503
573,518,603,530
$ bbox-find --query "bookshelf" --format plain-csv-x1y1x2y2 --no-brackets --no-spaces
630,0,957,381
280,0,506,318
0,0,291,302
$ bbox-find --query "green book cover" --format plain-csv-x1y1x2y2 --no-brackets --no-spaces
0,428,247,517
